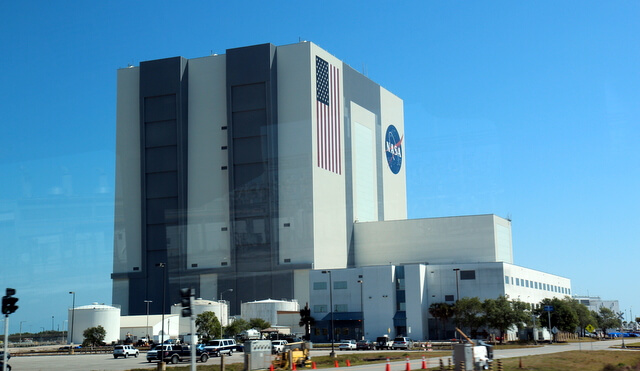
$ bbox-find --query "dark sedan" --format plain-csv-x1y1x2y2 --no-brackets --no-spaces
356,340,373,350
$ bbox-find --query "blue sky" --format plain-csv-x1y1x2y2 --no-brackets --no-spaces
1,1,638,334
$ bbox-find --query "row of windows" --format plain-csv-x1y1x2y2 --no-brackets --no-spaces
313,270,477,293
505,276,570,295
313,281,349,290
313,327,351,336
314,304,348,313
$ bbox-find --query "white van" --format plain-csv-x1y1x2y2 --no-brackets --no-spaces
204,339,237,356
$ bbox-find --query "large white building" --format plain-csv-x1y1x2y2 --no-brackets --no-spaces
309,214,571,341
112,41,406,316
111,42,572,340
573,295,619,314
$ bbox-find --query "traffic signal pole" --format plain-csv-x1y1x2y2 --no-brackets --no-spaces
2,288,18,371
190,306,196,371
180,287,196,371
3,314,8,371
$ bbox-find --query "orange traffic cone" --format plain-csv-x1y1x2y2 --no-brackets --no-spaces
405,357,411,371
385,358,391,371
421,356,427,370
312,362,317,369
335,360,340,368
292,362,297,371
270,364,275,371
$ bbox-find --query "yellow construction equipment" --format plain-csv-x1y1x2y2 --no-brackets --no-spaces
272,342,312,369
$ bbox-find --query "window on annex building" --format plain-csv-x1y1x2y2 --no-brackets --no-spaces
460,270,475,280
505,276,510,284
334,281,347,289
313,282,327,290
445,295,455,302
314,305,327,313
334,304,348,312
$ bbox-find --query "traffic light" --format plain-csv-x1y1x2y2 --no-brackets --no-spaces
180,287,193,317
2,288,18,315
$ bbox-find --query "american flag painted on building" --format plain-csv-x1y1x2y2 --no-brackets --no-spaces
316,56,341,174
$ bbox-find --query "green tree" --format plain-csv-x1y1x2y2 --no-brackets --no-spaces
196,311,221,343
453,297,484,336
249,318,271,330
567,299,597,336
483,296,530,344
536,297,579,334
596,307,621,334
429,302,455,339
82,325,106,348
299,303,315,340
225,318,250,338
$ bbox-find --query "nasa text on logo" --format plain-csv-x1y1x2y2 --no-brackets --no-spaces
385,125,403,174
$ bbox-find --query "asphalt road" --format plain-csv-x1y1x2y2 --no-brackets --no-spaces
6,339,632,371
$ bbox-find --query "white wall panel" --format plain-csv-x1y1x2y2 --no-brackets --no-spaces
380,87,407,220
354,215,511,266
113,67,141,274
187,55,230,269
310,44,348,269
276,42,315,265
351,103,378,222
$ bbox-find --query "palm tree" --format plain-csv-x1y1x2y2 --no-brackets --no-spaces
299,303,315,340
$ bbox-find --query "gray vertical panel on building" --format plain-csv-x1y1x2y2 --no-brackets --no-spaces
342,65,382,267
135,56,189,316
225,44,289,314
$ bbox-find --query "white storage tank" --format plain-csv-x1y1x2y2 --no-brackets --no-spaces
241,299,299,325
68,303,121,344
171,298,229,335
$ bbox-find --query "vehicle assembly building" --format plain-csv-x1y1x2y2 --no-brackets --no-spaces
112,41,406,316
112,42,570,340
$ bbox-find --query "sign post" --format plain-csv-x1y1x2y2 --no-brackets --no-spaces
544,306,554,343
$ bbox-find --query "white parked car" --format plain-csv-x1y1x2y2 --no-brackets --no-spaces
271,340,288,354
113,344,139,358
338,340,357,350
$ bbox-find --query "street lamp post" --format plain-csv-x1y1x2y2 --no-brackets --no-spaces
452,269,460,301
144,300,152,341
156,263,167,347
219,289,233,338
52,316,54,331
532,314,538,345
19,321,26,344
357,279,364,340
322,270,336,358
452,269,460,340
69,291,76,348
620,312,626,349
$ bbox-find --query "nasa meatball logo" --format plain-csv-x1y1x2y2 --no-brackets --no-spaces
385,125,403,174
